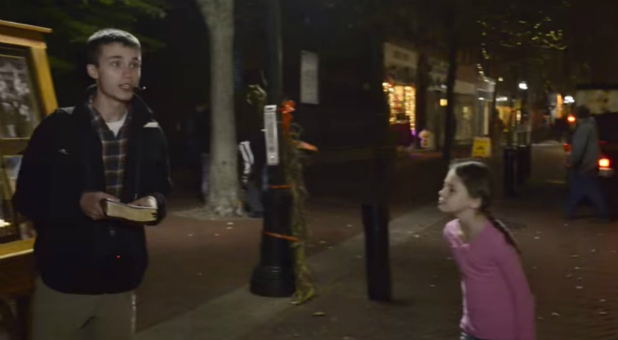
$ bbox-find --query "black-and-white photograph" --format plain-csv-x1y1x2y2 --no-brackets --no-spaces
3,155,21,194
0,51,41,139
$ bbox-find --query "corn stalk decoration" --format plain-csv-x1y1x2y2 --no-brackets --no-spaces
247,86,317,305
281,100,317,305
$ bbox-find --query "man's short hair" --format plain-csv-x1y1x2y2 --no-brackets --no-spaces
86,29,141,66
576,105,591,119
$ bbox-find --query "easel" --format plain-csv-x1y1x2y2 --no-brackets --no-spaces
0,19,57,340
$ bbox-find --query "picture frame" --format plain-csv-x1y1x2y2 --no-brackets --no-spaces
3,155,21,194
0,154,22,241
0,43,44,140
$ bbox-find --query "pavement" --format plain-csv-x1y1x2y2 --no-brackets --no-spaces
135,145,460,331
135,141,618,339
136,200,368,331
137,205,450,340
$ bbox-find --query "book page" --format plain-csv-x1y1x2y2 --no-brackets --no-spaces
104,200,157,223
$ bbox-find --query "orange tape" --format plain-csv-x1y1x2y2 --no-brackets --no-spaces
264,231,301,243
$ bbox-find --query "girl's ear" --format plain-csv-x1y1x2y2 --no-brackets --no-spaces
469,197,483,210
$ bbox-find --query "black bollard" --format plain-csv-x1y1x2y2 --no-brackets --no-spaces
503,146,516,197
516,145,526,187
524,144,532,178
250,187,295,297
362,204,392,302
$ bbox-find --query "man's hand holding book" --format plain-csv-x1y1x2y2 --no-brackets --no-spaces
80,192,158,224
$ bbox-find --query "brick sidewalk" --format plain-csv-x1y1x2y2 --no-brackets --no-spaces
137,205,450,340
232,187,618,339
138,142,618,339
136,143,467,331
229,218,452,340
231,142,618,340
141,190,618,340
233,212,462,340
136,200,368,331
137,142,618,340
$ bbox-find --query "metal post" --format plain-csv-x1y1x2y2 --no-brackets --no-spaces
362,204,391,301
250,0,295,297
504,146,516,197
516,144,526,187
525,130,532,178
525,144,532,178
361,36,392,302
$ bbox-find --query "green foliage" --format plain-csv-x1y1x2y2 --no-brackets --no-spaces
479,1,569,49
475,0,573,91
0,0,168,74
284,119,315,306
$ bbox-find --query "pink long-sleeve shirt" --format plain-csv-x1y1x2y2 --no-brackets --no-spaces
443,220,535,340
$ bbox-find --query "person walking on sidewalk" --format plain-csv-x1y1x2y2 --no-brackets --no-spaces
438,161,535,340
13,29,172,340
565,106,609,221
238,127,267,218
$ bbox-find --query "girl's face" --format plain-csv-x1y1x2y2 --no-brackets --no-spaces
438,169,481,215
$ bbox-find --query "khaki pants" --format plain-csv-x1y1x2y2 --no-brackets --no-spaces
32,278,135,340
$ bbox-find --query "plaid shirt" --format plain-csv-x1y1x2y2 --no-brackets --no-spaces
88,102,131,199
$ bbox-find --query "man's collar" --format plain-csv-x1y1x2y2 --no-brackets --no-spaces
88,95,130,123
81,85,152,127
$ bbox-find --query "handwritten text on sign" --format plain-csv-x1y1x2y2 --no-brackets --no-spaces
264,105,280,165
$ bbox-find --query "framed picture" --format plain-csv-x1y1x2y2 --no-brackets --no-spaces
0,43,43,140
3,155,21,194
0,155,23,241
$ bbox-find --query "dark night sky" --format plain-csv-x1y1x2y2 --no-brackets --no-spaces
569,0,618,83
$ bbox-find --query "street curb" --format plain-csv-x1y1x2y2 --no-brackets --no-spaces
136,204,448,340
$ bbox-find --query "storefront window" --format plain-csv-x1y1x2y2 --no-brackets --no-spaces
383,82,416,131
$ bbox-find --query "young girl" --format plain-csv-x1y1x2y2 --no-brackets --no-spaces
438,161,535,340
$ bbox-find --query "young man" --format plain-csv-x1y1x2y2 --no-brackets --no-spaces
566,106,609,221
13,29,172,340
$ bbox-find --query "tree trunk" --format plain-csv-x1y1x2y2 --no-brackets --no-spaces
197,0,241,216
443,4,458,162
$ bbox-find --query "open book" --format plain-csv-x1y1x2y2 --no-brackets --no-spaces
101,199,157,223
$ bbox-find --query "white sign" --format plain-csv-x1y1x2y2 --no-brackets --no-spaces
575,89,618,114
454,80,476,96
429,58,448,88
383,42,418,69
301,51,319,104
263,105,280,165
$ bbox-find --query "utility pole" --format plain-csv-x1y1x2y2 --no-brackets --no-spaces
443,3,458,162
249,0,295,297
361,31,393,302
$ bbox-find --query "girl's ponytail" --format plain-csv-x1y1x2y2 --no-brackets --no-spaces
486,212,521,254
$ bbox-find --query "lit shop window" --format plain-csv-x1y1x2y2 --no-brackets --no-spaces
383,82,416,131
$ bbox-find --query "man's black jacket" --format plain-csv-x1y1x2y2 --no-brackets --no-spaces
13,86,172,294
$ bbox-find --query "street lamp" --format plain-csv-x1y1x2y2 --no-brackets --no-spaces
249,0,295,298
518,82,528,90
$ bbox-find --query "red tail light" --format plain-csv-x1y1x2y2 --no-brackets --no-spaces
564,143,572,152
567,115,577,124
599,158,611,169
